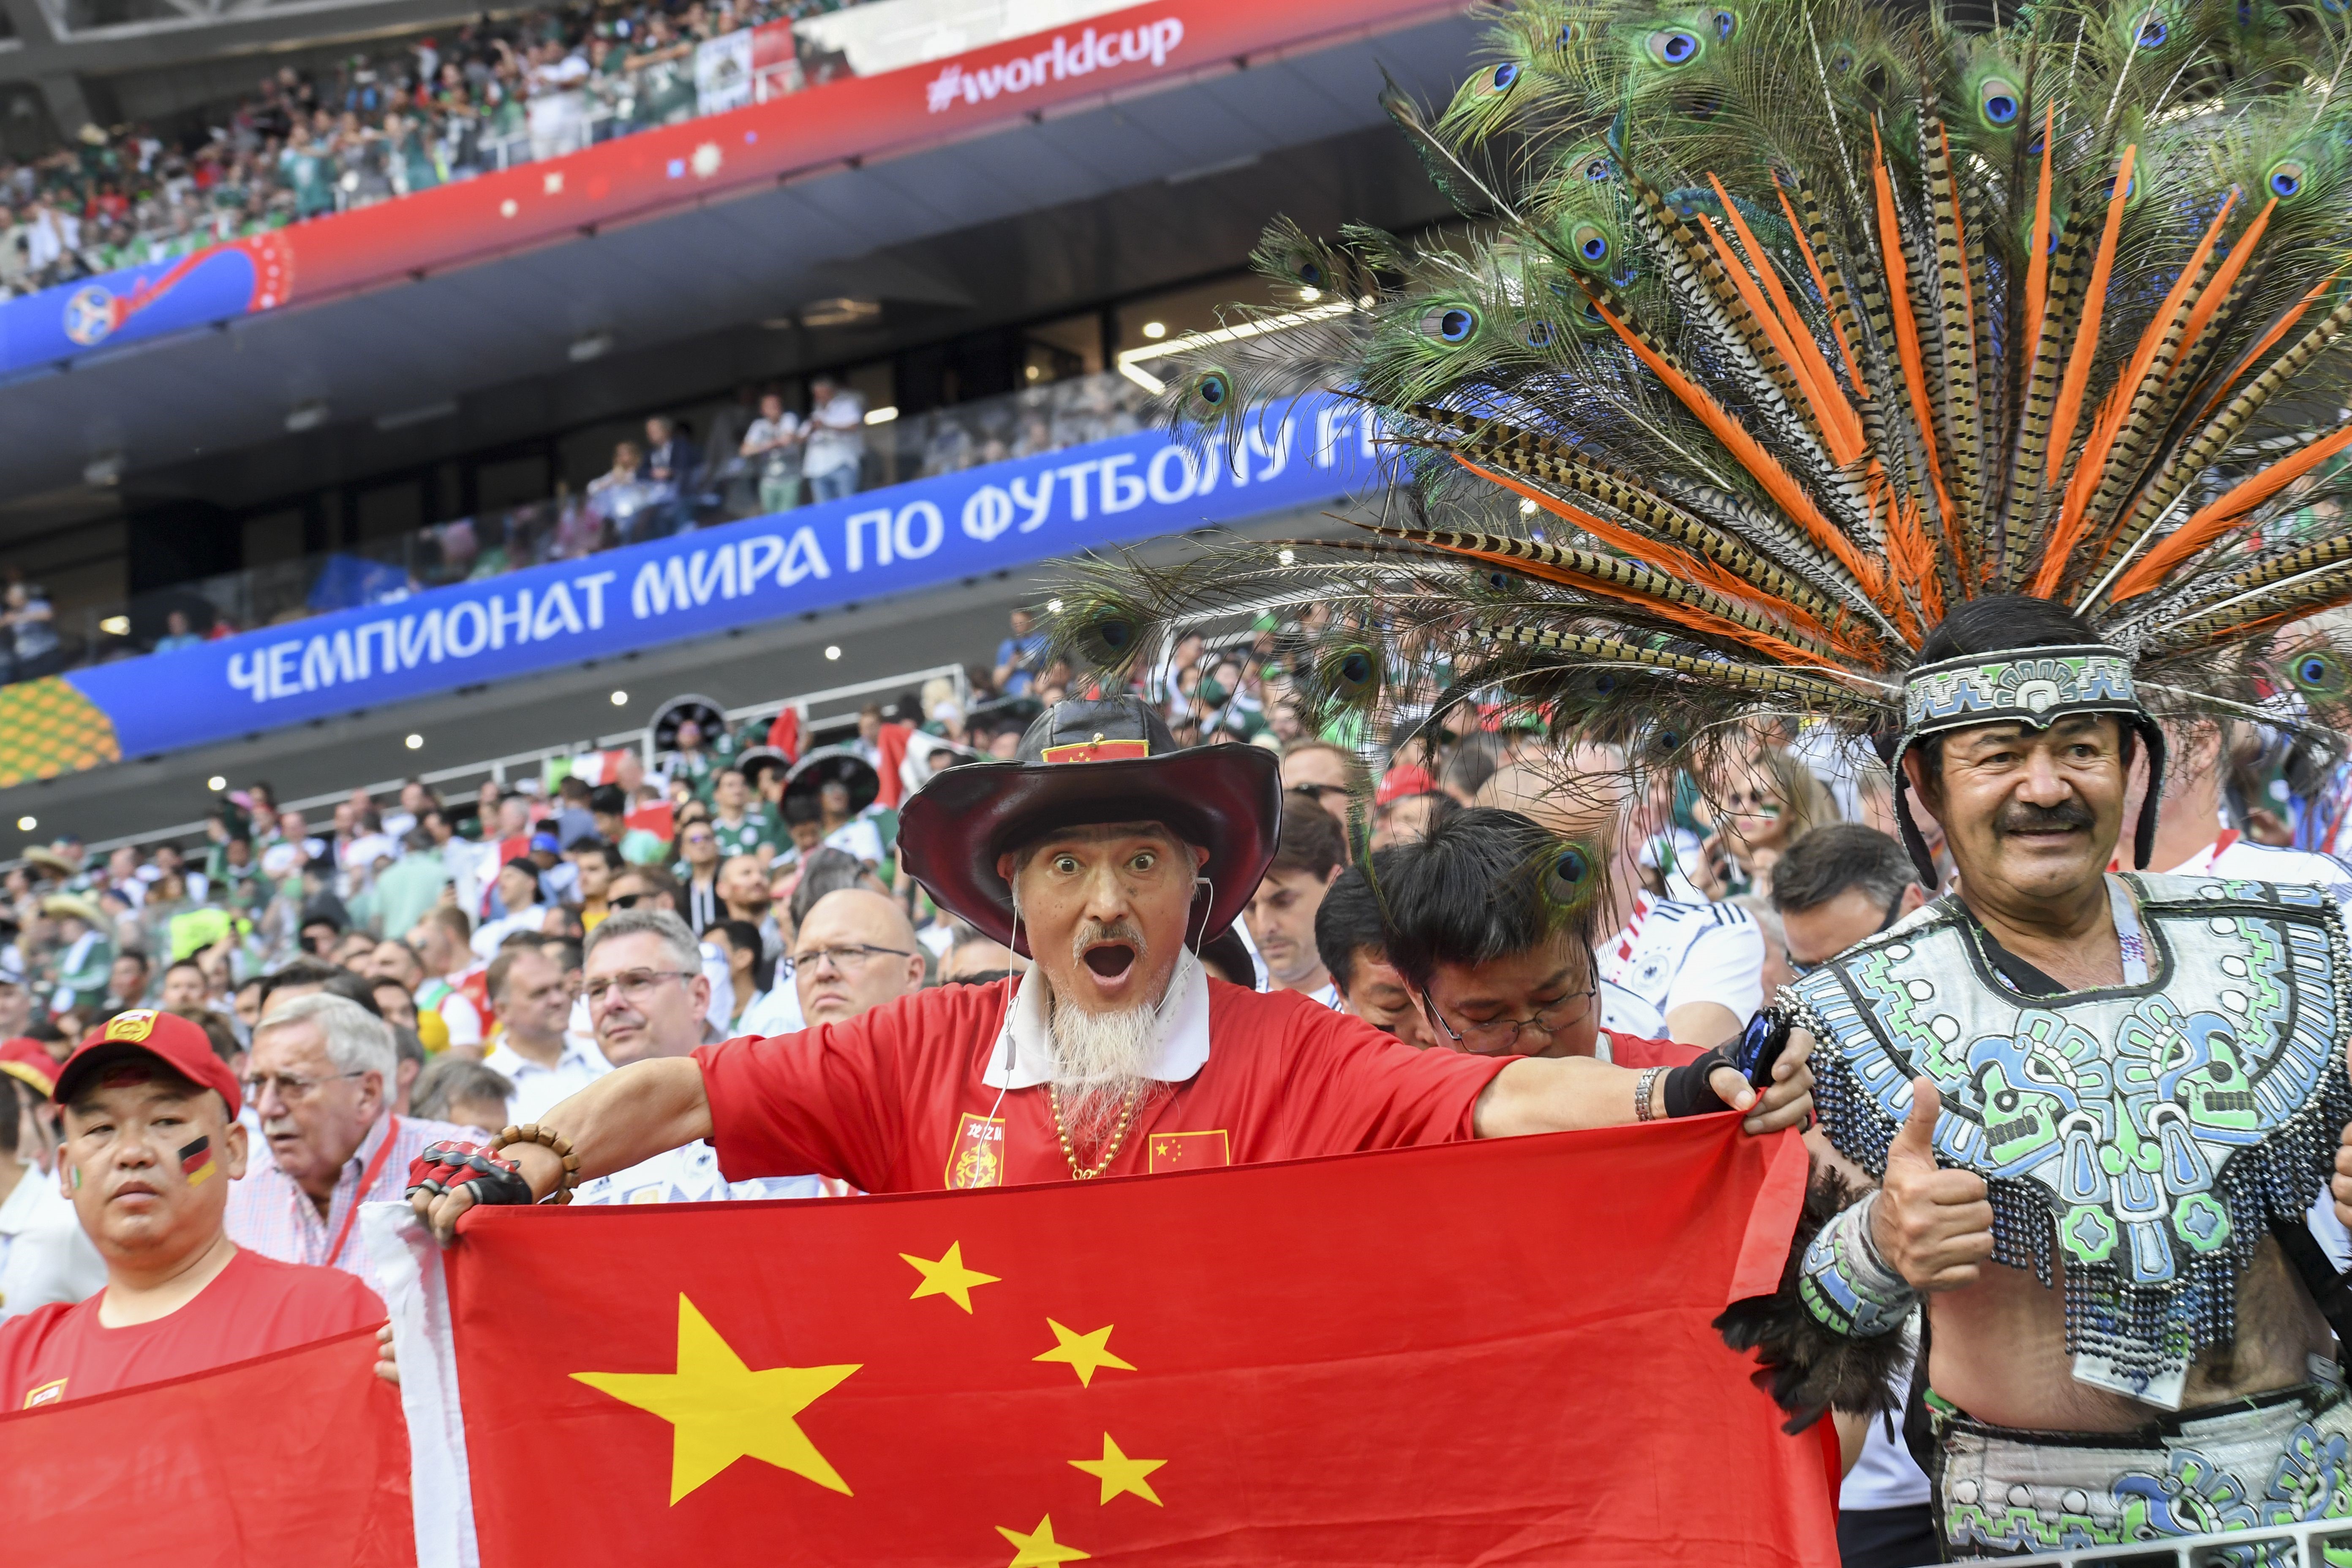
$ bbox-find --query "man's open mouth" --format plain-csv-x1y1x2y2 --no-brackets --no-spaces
1083,942,1138,980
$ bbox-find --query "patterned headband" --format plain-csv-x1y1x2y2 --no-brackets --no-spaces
1900,645,2142,743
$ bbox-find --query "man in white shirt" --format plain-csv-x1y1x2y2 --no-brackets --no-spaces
480,945,609,1123
740,391,804,514
1243,795,1345,1007
569,910,823,1204
1479,757,1762,1048
0,1043,104,1320
799,376,867,504
2126,715,2352,896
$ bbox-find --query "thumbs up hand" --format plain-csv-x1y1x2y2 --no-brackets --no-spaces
1869,1077,1995,1293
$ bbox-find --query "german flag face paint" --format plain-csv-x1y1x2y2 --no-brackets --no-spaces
178,1135,217,1187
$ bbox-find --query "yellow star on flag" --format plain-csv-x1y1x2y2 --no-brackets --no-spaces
996,1513,1091,1565
1070,1432,1165,1506
572,1294,860,1505
900,1241,1000,1313
1034,1318,1135,1387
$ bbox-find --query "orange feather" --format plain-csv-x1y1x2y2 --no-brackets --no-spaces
1870,123,1959,530
1707,176,1864,462
2174,199,2277,403
2028,143,2137,596
1775,182,1868,400
2023,105,2055,361
1586,294,1886,603
2050,191,2235,547
2109,423,2352,600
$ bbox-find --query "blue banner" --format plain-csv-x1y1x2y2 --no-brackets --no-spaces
68,394,1377,759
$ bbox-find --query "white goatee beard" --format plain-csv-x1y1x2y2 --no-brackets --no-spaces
1045,994,1157,1146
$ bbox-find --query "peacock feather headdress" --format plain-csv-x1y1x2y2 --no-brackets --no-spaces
1049,0,2352,868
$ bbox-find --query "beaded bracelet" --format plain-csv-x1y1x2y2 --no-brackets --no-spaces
1797,1192,1916,1337
489,1123,583,1206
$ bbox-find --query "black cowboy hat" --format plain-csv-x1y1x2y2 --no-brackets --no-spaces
648,694,728,754
738,746,792,791
784,746,881,815
897,695,1280,956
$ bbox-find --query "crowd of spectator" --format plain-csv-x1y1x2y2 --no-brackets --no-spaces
0,0,870,299
5,590,2347,1568
81,369,1149,677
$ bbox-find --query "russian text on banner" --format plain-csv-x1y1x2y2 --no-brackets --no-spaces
441,1117,1835,1566
0,1324,414,1567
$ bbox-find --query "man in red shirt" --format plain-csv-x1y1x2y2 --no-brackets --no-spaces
409,698,1810,1226
0,1010,385,1410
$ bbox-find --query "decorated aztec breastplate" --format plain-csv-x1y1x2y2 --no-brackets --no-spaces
1784,874,2352,1405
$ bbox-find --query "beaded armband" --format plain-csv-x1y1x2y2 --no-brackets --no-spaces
1797,1192,1916,1338
489,1123,583,1206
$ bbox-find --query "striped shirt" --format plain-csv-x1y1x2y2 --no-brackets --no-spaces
225,1112,474,1287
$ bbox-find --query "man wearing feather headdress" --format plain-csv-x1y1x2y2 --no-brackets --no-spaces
1033,0,2352,1552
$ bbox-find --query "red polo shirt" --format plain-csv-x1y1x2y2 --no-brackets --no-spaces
694,979,1517,1192
0,1247,384,1410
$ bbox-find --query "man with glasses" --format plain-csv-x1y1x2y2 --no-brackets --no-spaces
409,697,1805,1227
564,909,825,1205
1383,807,1706,1073
1481,754,1764,1050
606,864,736,1034
225,994,470,1285
788,889,925,1028
1761,823,1937,1568
1770,825,1928,982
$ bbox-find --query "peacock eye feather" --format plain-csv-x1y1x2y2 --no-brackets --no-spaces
1419,305,1481,343
1183,369,1233,419
1523,319,1557,348
1979,78,2020,128
1645,27,1701,66
2137,15,2168,47
1570,223,1612,268
1318,647,1381,707
2268,158,2306,198
1827,46,1856,75
1711,8,1737,41
1540,842,1599,912
1583,155,1614,181
2288,646,2349,699
1076,610,1140,667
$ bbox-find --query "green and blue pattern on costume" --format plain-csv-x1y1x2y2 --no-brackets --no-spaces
1900,645,2139,735
1787,874,2352,1402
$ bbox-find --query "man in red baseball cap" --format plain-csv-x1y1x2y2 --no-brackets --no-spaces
0,1010,385,1409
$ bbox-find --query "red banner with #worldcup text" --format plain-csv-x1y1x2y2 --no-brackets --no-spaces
447,1117,1835,1566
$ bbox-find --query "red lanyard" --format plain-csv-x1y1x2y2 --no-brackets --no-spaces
326,1115,399,1269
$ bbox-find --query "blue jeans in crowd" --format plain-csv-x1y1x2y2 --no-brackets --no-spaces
806,466,860,503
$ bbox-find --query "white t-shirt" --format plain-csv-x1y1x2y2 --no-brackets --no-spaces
1840,1324,1930,1510
1598,891,1765,1040
0,1163,105,1320
825,817,885,866
481,1036,613,1124
574,1139,827,1206
800,391,867,478
737,977,805,1038
2161,831,2352,903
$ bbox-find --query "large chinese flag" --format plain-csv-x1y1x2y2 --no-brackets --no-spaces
451,1118,1832,1566
0,1325,414,1566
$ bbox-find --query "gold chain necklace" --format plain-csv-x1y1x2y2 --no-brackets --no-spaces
1047,1084,1138,1180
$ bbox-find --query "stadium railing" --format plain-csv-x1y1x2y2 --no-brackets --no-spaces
62,661,967,864
64,368,1152,680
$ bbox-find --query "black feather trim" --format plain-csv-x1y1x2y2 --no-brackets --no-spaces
1711,1167,1915,1435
